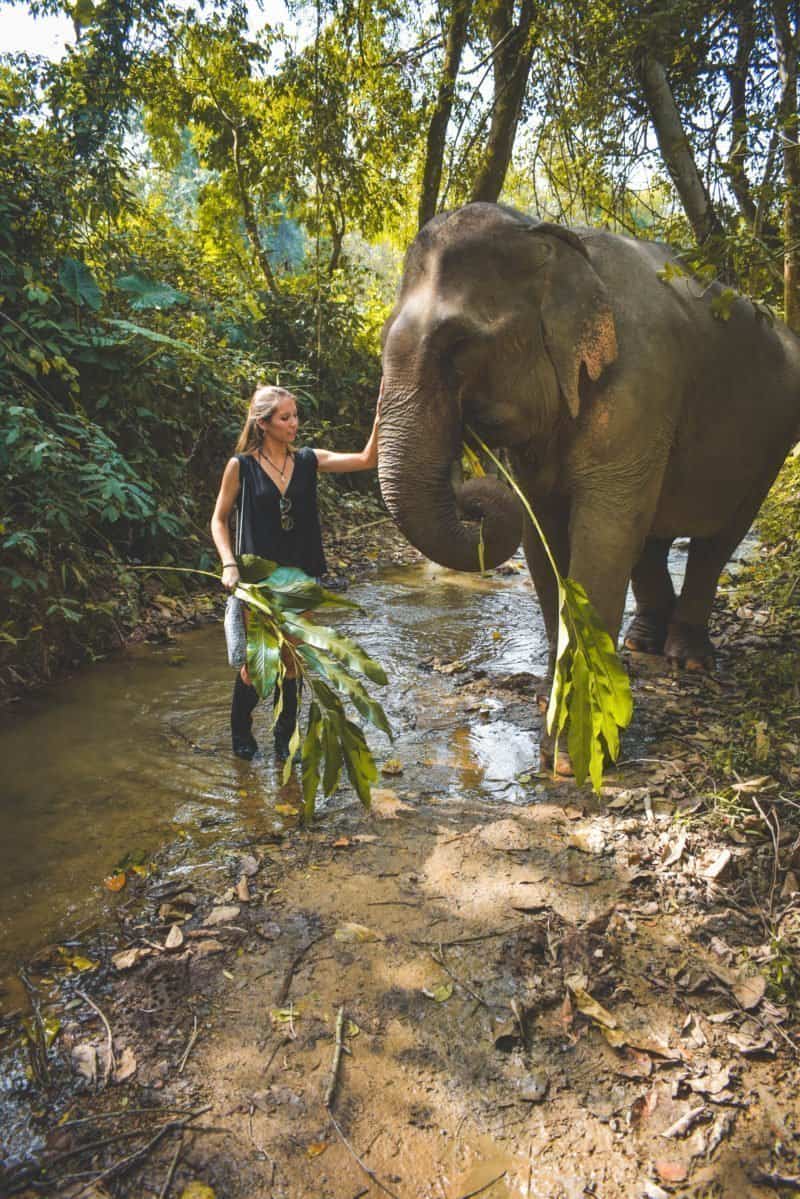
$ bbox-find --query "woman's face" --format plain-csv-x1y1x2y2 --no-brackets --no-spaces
263,396,299,445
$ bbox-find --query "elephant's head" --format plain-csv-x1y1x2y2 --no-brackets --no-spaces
378,202,618,572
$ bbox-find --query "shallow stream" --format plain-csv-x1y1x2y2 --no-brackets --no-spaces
0,562,555,992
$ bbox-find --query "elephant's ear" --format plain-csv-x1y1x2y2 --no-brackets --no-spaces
533,228,618,419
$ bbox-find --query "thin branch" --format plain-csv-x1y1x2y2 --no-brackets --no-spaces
76,989,116,1086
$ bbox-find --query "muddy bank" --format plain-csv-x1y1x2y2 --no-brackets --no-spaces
2,543,799,1199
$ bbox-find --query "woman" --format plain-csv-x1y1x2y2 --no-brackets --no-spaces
211,383,381,760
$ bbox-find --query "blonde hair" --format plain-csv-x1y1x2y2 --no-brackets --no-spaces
234,385,297,454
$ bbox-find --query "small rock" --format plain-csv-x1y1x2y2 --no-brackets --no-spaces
519,1073,549,1103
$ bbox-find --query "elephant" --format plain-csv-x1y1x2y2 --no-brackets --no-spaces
377,202,800,764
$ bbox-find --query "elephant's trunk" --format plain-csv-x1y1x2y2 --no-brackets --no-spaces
378,331,522,572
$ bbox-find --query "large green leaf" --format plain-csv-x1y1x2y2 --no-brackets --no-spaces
246,608,281,699
321,712,344,796
239,555,279,584
340,719,377,809
116,272,188,310
284,612,387,684
264,565,359,611
105,319,206,359
307,649,392,736
468,430,633,793
301,703,323,819
59,258,102,311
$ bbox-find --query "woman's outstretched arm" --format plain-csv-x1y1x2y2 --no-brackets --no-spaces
314,384,382,474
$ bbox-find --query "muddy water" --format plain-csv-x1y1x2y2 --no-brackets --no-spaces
0,564,544,984
0,552,688,989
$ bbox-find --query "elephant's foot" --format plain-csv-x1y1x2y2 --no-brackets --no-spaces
539,741,574,777
664,620,715,672
538,717,574,777
623,607,672,655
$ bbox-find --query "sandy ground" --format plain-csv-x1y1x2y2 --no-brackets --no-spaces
2,527,799,1199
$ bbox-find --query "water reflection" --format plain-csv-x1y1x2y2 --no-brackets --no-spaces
0,551,687,981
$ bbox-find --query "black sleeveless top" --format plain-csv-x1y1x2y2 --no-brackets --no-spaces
235,447,327,579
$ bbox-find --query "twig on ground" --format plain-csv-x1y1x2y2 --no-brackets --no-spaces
275,933,327,1005
18,969,50,1084
328,1111,403,1199
661,1105,709,1139
430,948,491,1011
752,795,781,919
459,1170,507,1198
178,1015,199,1073
411,926,524,948
263,1035,292,1076
752,1168,800,1191
324,1005,346,1109
75,989,116,1086
158,1133,183,1199
72,1106,212,1196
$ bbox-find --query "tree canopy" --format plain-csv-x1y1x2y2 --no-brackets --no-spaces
3,0,800,687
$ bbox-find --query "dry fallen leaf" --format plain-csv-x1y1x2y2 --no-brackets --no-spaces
700,849,733,880
662,833,687,868
733,974,766,1011
566,978,617,1028
332,837,351,848
655,1160,688,1183
239,854,259,876
306,1142,328,1158
112,947,151,971
203,905,240,927
114,1045,137,1082
72,1043,97,1082
334,922,383,943
236,877,250,903
192,939,226,957
165,925,184,951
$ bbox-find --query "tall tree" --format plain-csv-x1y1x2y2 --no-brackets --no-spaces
418,0,474,228
470,0,538,203
771,0,800,330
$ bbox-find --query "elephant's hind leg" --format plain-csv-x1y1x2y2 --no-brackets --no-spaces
623,537,676,654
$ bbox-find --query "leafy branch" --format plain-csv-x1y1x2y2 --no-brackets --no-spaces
135,558,391,819
466,432,633,791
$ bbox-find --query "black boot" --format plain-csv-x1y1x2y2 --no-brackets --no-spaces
273,677,299,762
231,674,259,759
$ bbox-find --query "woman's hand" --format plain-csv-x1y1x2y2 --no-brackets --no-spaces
222,564,241,591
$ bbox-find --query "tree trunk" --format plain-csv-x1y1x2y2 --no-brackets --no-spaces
470,0,537,204
232,126,280,295
724,0,758,228
772,0,800,333
636,51,723,246
418,0,474,229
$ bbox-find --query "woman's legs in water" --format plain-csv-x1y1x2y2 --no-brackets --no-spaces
231,662,300,761
231,667,259,759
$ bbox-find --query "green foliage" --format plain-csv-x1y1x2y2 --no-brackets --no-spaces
234,556,390,817
467,432,633,792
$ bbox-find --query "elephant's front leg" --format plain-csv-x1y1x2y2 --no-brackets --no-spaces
520,496,570,674
568,497,649,649
518,495,580,776
624,537,676,654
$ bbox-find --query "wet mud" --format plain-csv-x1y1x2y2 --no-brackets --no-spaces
1,549,799,1199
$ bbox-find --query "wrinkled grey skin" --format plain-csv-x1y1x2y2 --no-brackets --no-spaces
378,202,800,689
